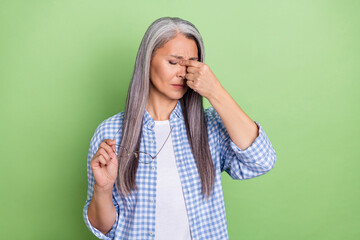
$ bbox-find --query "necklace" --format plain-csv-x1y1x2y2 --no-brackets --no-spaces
113,125,174,164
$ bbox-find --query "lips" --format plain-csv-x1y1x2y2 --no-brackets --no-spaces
172,84,185,89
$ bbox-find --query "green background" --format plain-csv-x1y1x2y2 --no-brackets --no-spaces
1,0,359,239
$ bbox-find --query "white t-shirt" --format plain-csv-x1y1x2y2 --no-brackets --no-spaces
154,120,192,240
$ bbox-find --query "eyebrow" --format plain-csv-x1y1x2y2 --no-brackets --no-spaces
170,54,198,60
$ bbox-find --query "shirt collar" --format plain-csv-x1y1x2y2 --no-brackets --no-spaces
143,100,183,129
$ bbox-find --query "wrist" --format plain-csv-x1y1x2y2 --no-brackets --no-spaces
208,86,228,106
94,182,114,197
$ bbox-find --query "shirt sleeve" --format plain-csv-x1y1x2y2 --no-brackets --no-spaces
206,106,277,179
82,125,119,239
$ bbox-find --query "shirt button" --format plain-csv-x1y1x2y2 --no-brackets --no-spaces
149,231,153,236
151,140,154,144
150,199,155,204
152,167,155,171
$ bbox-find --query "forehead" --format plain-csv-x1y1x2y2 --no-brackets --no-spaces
156,34,198,57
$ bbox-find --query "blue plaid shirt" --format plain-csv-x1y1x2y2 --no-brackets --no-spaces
83,100,277,239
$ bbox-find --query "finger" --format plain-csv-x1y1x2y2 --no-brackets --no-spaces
185,72,196,81
100,141,116,155
186,79,196,89
99,148,111,161
98,154,107,166
186,66,199,73
104,139,116,146
179,60,202,67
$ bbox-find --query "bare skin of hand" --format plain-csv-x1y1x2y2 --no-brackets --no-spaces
90,139,118,191
180,59,259,150
179,59,224,99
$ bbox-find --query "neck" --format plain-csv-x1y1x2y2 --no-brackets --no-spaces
146,94,178,121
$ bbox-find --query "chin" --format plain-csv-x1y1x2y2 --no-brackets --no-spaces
172,94,185,100
175,88,187,95
164,88,189,100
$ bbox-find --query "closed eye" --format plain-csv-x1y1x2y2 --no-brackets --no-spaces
169,61,177,65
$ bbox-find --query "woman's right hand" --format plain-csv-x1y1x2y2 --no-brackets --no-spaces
90,139,118,191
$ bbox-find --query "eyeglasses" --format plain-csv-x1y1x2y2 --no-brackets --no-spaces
112,126,174,164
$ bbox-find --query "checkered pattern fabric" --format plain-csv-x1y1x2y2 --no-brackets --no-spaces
83,100,277,239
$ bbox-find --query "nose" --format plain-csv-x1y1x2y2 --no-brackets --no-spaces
177,64,187,79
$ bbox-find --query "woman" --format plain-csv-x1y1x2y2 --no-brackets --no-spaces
83,17,276,240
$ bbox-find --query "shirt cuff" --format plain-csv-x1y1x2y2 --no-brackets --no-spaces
229,121,274,163
83,201,118,239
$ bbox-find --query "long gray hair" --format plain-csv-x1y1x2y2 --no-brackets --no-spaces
117,17,215,199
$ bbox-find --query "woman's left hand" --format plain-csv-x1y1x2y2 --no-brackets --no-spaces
179,60,224,100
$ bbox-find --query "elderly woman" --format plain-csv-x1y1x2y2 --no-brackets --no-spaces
83,16,276,240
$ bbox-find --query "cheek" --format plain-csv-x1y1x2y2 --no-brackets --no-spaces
151,62,175,83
